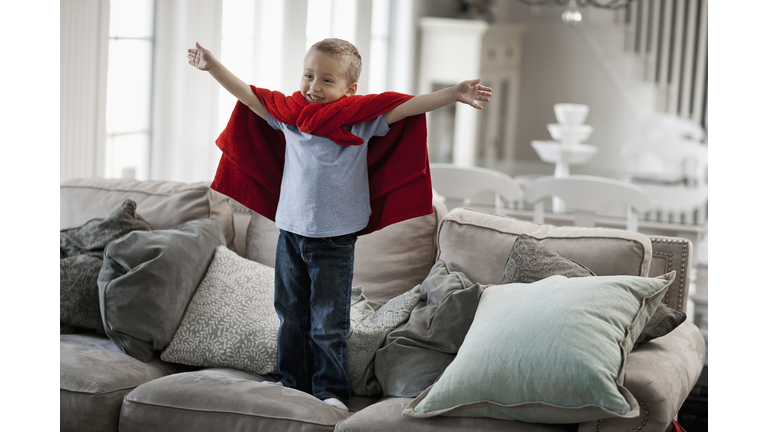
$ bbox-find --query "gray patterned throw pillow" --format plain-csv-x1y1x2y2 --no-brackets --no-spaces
499,234,595,284
161,245,279,375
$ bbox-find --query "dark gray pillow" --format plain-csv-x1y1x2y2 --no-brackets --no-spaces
60,199,152,334
98,218,226,362
634,303,687,345
374,260,483,397
499,233,686,346
60,199,152,258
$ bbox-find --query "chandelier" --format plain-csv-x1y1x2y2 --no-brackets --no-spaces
517,0,637,27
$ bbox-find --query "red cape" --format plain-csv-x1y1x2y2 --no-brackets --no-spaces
211,87,433,235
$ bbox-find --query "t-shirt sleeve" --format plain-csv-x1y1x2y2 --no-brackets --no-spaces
266,113,285,131
350,114,390,142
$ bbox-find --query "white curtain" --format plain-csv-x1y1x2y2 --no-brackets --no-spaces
60,0,419,184
60,0,109,182
151,0,223,183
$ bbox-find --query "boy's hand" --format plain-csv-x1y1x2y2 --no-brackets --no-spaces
188,42,216,71
455,79,492,110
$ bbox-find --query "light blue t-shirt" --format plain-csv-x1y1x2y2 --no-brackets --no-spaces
267,113,390,238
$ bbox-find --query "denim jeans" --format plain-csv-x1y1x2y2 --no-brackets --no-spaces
273,230,356,404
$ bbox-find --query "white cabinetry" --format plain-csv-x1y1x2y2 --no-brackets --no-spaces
418,18,525,166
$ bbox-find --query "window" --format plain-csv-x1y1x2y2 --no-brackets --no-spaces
368,0,391,94
218,0,257,133
306,0,358,52
104,0,155,180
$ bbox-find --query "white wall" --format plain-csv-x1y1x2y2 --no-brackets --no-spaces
419,1,662,176
61,0,672,183
512,22,655,173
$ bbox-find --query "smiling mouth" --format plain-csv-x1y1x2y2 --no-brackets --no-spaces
305,93,323,102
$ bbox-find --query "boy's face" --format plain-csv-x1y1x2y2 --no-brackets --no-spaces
300,49,357,104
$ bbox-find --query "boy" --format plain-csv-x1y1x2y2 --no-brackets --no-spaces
188,38,491,411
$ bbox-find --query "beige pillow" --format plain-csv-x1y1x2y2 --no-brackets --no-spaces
245,200,447,303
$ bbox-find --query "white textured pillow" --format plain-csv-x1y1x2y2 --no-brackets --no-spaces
161,245,279,374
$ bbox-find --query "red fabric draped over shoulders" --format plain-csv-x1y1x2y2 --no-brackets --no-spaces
253,87,414,145
211,86,433,235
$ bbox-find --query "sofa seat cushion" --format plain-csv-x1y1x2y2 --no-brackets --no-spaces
119,368,356,432
60,334,182,432
336,397,577,432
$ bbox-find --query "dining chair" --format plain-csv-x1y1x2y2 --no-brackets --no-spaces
525,175,652,232
634,114,706,143
622,137,708,224
429,163,523,214
622,138,708,186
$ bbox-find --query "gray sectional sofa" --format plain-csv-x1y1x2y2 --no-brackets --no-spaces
60,177,706,432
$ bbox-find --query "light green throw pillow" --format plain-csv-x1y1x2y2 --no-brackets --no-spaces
403,272,675,424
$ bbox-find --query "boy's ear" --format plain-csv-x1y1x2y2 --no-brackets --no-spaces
345,82,358,97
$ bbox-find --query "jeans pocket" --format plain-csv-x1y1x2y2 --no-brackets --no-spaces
327,234,357,249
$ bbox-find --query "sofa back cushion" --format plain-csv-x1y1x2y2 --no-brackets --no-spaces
246,200,447,303
60,178,235,248
436,208,653,286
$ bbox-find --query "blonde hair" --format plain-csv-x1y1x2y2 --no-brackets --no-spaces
309,38,362,85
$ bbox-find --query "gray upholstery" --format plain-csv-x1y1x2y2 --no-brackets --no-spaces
60,334,182,432
58,180,705,432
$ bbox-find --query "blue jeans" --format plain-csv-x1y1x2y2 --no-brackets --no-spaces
273,230,356,404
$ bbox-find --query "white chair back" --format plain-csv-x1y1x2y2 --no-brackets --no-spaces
622,138,708,186
622,138,708,224
634,114,706,143
430,163,523,214
525,175,652,232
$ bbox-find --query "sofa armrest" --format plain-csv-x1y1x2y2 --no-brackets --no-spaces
578,320,706,432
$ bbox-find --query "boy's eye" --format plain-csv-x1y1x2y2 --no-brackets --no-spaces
323,79,333,83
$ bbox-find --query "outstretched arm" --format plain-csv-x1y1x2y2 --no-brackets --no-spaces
384,79,492,125
188,42,268,120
